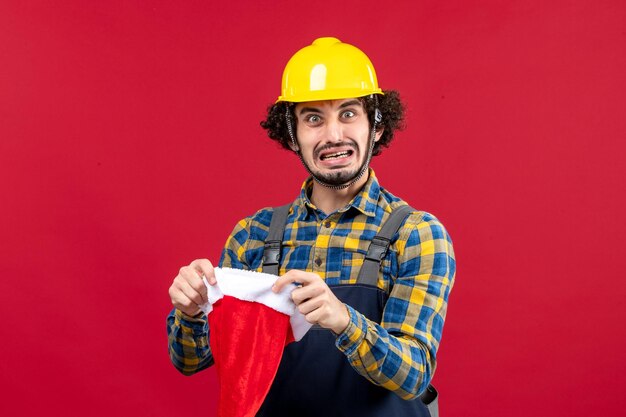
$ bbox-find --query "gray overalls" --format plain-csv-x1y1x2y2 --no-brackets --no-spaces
256,204,438,417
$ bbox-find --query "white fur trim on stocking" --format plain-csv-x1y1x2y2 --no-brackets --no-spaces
200,267,312,341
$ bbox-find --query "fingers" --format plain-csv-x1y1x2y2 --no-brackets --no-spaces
296,296,324,316
190,259,217,285
170,259,213,308
278,271,350,333
169,258,217,317
169,283,202,317
177,275,206,305
291,284,324,305
272,270,319,293
178,265,208,304
297,295,350,334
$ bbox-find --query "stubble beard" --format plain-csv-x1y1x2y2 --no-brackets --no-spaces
309,164,363,186
302,147,369,187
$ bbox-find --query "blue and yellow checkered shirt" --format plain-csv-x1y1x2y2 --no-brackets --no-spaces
167,169,456,399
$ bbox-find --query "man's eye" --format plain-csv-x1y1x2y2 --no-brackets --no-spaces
306,115,321,123
342,110,356,118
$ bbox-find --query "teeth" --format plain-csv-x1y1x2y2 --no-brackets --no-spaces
322,151,349,160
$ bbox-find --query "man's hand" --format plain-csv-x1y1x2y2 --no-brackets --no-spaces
273,270,350,334
169,259,217,317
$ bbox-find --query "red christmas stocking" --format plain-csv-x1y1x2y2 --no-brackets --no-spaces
201,268,310,417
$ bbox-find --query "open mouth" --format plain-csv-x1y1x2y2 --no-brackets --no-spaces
319,149,354,161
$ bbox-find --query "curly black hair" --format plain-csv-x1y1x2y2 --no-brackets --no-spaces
260,90,405,156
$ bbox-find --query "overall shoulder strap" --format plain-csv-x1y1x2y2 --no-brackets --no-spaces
356,204,439,412
262,204,291,275
356,204,415,286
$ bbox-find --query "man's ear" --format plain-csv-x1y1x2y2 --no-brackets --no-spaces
374,127,384,142
288,138,300,152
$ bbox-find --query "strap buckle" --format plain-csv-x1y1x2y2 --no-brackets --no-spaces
263,240,282,265
364,236,391,262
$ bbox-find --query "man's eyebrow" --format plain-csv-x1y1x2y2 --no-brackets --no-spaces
298,100,362,115
338,99,362,109
298,107,322,115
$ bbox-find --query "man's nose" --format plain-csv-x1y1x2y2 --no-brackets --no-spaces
323,118,342,142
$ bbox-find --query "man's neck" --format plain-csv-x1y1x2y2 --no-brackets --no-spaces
309,173,369,215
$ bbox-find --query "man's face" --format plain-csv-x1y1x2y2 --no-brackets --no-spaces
293,98,381,187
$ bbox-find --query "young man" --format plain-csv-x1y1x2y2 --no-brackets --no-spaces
167,37,455,416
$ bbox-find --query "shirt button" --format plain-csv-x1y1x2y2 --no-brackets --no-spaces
314,257,322,266
324,221,332,228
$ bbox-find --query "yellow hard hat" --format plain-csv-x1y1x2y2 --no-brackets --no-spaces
276,37,384,103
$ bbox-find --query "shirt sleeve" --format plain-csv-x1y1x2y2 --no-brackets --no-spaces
218,217,252,270
335,213,456,400
166,217,252,374
166,308,213,375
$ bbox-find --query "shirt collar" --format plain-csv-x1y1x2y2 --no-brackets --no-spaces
295,169,381,217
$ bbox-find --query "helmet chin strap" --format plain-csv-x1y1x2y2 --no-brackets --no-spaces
285,101,381,191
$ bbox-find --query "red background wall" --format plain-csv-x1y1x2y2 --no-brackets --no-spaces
1,1,625,416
